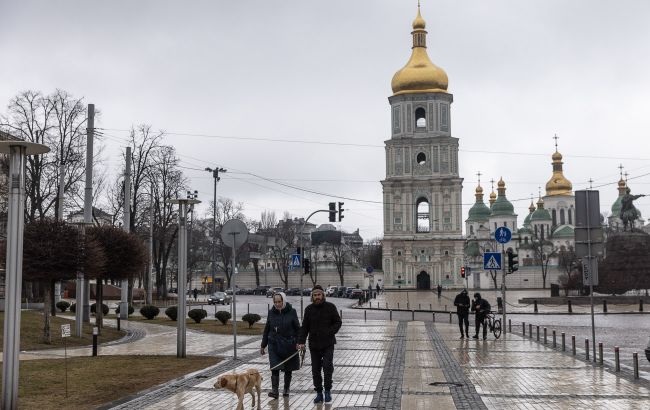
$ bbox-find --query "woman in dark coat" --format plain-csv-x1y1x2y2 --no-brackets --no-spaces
260,292,300,399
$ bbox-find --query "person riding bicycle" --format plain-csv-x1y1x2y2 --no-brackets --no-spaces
471,292,491,340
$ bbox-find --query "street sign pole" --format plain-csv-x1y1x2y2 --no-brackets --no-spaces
494,227,512,335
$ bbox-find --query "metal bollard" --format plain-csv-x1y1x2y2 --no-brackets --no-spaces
522,322,526,336
562,332,565,351
364,310,367,321
534,300,538,313
572,335,576,355
419,303,421,310
536,326,539,341
568,300,572,313
430,303,432,310
508,319,511,333
92,327,98,357
398,302,400,310
598,342,603,365
445,305,448,311
340,309,343,320
543,327,547,344
449,312,452,323
585,339,590,360
529,324,532,338
603,300,607,313
633,352,639,379
117,316,121,331
614,346,620,372
247,303,250,314
412,310,415,321
386,302,388,309
640,299,644,312
407,303,410,310
553,330,556,348
432,312,435,322
389,310,392,321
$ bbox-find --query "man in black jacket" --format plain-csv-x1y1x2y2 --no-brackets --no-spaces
297,284,342,404
453,289,470,338
472,292,491,340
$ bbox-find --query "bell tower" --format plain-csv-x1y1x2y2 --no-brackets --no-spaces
381,5,464,289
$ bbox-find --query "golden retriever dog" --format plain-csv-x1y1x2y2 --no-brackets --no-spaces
215,368,262,410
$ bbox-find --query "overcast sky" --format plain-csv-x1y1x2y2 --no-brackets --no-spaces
2,1,650,240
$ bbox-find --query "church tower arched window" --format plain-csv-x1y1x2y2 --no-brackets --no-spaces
568,208,573,224
416,198,431,233
560,209,565,225
415,107,426,128
552,209,557,226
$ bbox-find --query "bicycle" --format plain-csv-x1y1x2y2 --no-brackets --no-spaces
485,312,502,339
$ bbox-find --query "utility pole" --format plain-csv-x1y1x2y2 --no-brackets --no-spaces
205,167,226,293
0,140,49,410
54,162,64,304
120,146,131,320
147,195,154,305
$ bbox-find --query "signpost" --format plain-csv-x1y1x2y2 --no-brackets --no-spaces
61,324,71,398
221,219,249,360
494,226,512,332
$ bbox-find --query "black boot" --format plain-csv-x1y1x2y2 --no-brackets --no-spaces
269,372,279,399
283,371,292,397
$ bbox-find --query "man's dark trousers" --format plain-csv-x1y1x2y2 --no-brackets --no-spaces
458,313,469,336
310,345,334,392
475,316,487,338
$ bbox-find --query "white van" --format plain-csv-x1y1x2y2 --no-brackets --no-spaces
326,286,339,297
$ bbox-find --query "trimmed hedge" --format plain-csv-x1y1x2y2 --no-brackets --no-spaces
242,313,261,328
165,306,178,321
115,304,135,315
215,310,231,325
139,305,160,320
90,303,109,316
56,300,71,313
188,308,208,324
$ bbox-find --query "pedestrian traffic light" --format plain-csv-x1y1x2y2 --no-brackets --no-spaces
507,250,519,273
304,259,311,275
328,202,336,222
460,266,466,278
338,202,344,221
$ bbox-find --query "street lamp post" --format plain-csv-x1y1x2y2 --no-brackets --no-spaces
167,192,200,358
205,167,226,293
0,140,49,410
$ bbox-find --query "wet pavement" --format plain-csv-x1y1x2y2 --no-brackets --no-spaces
21,292,650,409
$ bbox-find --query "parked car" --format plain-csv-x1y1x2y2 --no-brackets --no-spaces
349,289,364,299
168,287,177,294
285,287,301,296
225,288,234,295
253,285,271,295
302,288,312,296
345,287,356,298
208,292,232,305
266,287,285,297
326,286,338,297
337,287,351,297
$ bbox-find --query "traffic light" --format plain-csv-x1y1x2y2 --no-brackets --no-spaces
338,202,345,221
507,250,519,273
304,259,311,275
328,202,336,222
460,266,466,278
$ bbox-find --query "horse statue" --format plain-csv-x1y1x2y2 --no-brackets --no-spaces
620,188,645,231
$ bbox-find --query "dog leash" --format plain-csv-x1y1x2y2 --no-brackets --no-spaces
269,348,306,371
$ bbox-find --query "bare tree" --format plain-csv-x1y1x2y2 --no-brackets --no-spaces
210,197,247,288
530,237,558,289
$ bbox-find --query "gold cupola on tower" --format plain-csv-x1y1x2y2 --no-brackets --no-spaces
391,4,448,95
545,149,573,196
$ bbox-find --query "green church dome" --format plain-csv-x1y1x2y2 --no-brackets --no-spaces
468,201,491,222
552,224,574,238
490,178,515,216
530,197,551,221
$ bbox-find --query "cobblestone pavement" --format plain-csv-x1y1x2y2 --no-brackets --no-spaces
100,315,650,410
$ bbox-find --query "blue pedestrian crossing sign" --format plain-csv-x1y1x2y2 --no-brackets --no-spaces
291,254,301,267
494,227,512,244
483,252,502,270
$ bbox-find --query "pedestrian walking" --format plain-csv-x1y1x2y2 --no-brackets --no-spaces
471,292,491,340
437,284,442,298
376,283,381,294
297,284,342,404
453,289,470,338
260,292,300,399
192,288,198,301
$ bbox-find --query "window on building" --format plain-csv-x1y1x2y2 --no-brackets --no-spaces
469,225,474,235
560,209,566,225
416,152,426,165
568,208,573,224
415,107,426,128
552,209,557,226
416,197,430,233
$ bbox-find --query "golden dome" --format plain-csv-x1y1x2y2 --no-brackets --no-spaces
490,191,497,200
391,6,448,95
475,185,484,194
497,177,505,188
528,200,536,213
545,150,573,196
